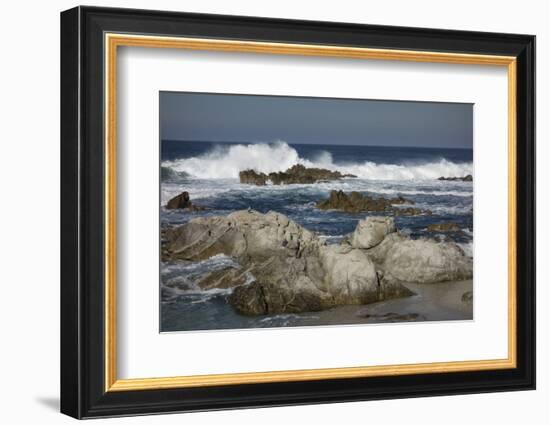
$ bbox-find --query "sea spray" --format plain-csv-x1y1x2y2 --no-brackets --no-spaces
162,141,473,181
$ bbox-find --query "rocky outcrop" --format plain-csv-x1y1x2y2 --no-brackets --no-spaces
370,233,473,284
165,191,203,211
165,211,472,316
317,190,410,213
427,222,461,232
239,169,268,186
438,175,473,182
239,164,356,186
316,190,430,215
351,216,396,249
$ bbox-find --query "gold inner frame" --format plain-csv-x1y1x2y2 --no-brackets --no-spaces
104,33,517,392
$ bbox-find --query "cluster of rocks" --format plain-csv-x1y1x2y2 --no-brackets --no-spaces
239,164,356,186
427,222,461,233
316,190,432,216
163,210,472,316
165,191,203,211
438,175,473,182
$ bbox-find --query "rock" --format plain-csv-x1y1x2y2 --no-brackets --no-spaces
376,237,473,284
268,164,355,185
438,175,473,182
239,169,268,186
165,210,413,315
239,164,356,186
427,222,461,232
461,291,473,303
393,207,432,216
391,196,412,205
166,191,203,211
351,216,396,249
356,311,425,322
316,190,414,214
229,256,333,315
229,244,413,315
318,244,413,305
165,209,315,262
363,232,407,264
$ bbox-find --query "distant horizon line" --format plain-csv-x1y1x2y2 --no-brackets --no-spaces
161,139,473,150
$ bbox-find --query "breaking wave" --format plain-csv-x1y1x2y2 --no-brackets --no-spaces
162,141,472,181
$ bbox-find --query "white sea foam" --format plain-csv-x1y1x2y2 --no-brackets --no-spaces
368,188,472,197
162,141,473,181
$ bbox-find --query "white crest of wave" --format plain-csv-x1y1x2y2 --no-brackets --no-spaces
163,141,472,181
338,159,472,180
163,141,308,179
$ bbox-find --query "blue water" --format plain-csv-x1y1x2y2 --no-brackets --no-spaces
160,140,473,332
162,140,472,165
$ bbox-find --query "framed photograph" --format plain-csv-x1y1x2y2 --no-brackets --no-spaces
60,6,535,419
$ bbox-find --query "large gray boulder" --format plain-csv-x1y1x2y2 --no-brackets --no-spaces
318,244,411,305
374,237,473,284
228,243,412,315
165,210,314,261
351,216,396,249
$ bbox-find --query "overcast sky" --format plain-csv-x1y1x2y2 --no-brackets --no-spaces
160,91,473,149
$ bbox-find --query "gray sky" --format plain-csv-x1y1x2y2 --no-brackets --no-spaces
160,92,472,149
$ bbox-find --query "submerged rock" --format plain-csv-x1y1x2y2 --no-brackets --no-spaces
461,291,473,303
356,311,426,322
393,206,432,216
438,175,473,182
427,222,461,233
239,164,356,186
165,210,471,315
166,191,203,211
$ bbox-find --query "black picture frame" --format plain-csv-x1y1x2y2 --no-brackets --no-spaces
60,5,535,419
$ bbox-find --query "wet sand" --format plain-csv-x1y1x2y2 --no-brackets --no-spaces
285,280,473,327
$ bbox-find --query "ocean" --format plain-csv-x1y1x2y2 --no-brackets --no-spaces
160,140,473,332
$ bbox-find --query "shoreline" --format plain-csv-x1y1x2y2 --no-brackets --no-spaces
160,280,473,332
